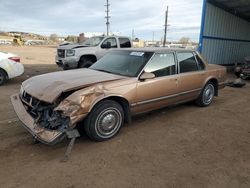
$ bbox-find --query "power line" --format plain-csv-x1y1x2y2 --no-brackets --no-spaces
104,0,111,36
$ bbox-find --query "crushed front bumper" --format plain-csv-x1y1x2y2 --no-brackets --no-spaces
56,56,79,69
11,94,65,145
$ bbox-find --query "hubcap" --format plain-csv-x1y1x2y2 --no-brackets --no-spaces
95,108,122,138
203,84,214,105
101,113,116,131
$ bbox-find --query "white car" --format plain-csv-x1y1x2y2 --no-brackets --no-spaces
0,51,24,85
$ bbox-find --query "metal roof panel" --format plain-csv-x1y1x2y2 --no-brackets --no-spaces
208,0,250,22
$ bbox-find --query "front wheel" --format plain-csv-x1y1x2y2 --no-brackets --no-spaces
196,82,215,107
84,100,124,141
78,57,94,68
0,69,7,86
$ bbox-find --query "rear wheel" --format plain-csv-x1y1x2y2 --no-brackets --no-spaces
84,100,124,141
0,69,7,86
196,82,215,107
78,57,94,68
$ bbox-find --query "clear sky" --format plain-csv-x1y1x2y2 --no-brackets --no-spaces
0,0,203,41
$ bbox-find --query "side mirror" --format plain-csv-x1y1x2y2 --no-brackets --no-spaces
139,72,155,81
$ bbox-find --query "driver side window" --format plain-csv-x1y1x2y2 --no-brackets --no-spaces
144,53,176,77
101,38,117,48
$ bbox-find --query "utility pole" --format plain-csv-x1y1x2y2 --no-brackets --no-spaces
163,6,169,47
132,29,134,41
105,0,111,36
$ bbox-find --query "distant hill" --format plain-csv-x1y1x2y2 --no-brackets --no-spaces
0,31,47,40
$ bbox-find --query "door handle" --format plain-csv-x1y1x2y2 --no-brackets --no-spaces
170,78,178,81
170,78,178,86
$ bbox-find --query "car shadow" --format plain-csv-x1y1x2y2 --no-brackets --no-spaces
4,63,62,86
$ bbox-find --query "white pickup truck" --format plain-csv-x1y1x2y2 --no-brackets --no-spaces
56,35,132,69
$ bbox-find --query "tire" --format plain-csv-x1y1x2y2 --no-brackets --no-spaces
0,69,7,86
63,66,70,70
78,57,94,68
196,82,215,107
84,100,124,141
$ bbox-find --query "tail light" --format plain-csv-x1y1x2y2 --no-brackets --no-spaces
8,57,20,63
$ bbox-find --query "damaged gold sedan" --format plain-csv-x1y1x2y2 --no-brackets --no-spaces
11,49,227,145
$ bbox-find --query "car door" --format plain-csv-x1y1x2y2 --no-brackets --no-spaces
96,37,118,59
133,53,180,113
175,52,207,101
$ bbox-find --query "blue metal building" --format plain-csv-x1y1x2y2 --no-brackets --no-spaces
198,0,250,65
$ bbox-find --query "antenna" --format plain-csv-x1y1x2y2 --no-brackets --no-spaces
163,6,169,47
105,0,111,36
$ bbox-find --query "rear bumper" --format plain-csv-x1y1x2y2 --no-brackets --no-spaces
1,61,24,79
10,94,65,145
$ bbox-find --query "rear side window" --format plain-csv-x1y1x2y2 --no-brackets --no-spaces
195,54,205,70
144,53,176,77
119,38,131,48
177,52,198,73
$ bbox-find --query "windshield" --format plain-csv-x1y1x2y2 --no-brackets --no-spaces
82,36,104,46
90,51,154,77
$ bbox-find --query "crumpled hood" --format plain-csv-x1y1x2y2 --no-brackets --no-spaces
22,68,125,103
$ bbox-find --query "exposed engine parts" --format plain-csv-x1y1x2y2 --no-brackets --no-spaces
36,108,69,131
21,91,70,132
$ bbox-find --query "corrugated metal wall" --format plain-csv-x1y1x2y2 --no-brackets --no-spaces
201,2,250,65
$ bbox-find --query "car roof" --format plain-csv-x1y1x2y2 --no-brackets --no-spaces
113,47,196,53
93,35,131,39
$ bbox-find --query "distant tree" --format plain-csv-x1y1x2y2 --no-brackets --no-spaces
78,33,86,43
179,37,190,44
134,38,139,42
49,33,58,42
0,31,8,36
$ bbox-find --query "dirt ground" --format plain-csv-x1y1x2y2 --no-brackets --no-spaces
0,45,250,188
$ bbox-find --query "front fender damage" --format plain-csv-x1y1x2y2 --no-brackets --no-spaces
11,84,109,145
55,84,106,128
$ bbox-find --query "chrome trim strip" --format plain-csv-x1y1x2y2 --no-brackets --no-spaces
131,88,201,107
